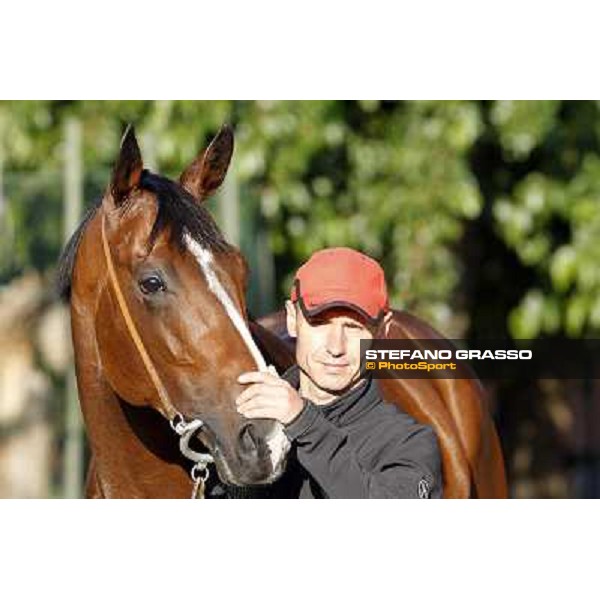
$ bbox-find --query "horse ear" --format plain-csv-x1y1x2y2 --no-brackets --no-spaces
179,124,234,201
110,124,143,206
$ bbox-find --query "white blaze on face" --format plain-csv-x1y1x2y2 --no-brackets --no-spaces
266,427,291,474
184,233,267,370
184,233,289,472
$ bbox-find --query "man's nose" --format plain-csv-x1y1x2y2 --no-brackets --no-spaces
325,324,346,356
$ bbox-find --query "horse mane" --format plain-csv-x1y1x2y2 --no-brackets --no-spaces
56,198,102,301
56,169,233,301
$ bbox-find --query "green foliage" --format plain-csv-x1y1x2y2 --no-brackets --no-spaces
2,101,600,339
490,101,600,337
235,101,483,332
491,100,561,160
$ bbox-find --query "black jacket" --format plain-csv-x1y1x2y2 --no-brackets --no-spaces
209,366,442,499
271,365,442,498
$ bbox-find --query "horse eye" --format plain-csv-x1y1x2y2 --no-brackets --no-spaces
139,275,166,295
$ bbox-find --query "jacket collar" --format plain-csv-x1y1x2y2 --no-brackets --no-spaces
282,364,380,426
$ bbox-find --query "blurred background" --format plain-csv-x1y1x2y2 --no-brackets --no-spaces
1,100,599,498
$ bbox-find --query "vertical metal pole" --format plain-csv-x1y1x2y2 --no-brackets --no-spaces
0,135,7,273
62,117,84,498
219,161,240,247
0,137,4,218
255,223,276,315
0,130,14,259
141,130,157,172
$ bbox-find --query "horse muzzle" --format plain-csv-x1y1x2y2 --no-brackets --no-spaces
195,419,291,487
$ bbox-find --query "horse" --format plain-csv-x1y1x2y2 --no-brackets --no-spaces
58,125,293,498
59,124,507,498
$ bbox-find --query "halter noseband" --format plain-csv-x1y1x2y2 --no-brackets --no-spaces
101,212,213,498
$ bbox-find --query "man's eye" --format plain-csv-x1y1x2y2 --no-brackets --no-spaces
139,275,166,295
307,316,327,327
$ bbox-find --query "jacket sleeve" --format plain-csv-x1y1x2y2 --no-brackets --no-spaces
284,402,442,499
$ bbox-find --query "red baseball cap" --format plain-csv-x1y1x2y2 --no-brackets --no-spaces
290,247,389,325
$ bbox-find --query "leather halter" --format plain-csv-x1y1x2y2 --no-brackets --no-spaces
101,213,176,420
100,212,213,497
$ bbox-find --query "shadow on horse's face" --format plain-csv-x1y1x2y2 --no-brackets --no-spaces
91,126,290,487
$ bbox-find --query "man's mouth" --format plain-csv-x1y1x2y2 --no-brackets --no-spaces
321,362,350,369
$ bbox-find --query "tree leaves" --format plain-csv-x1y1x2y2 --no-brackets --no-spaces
2,100,600,340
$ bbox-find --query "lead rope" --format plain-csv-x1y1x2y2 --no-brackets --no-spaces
101,213,213,498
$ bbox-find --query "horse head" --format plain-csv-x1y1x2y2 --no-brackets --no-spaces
69,125,290,489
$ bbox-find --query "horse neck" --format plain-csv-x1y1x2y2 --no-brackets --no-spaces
83,392,193,499
70,217,192,499
75,334,193,498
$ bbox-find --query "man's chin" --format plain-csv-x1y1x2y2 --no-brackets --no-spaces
314,373,360,395
299,364,363,398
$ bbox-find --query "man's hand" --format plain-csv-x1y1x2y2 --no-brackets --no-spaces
236,367,305,425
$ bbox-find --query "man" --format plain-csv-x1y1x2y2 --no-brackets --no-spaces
236,247,443,498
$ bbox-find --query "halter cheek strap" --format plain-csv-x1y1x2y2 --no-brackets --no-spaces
100,213,213,496
101,213,175,420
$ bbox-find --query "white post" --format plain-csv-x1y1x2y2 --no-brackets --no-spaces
141,130,157,172
0,133,5,223
62,117,84,498
219,161,240,246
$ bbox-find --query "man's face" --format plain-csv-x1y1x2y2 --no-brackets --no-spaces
285,301,376,401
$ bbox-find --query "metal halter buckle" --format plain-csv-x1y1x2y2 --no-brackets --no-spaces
169,413,185,435
191,463,210,483
170,412,215,498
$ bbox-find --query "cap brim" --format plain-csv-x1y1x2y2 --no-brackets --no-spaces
296,295,384,327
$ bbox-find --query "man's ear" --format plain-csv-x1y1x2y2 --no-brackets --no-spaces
285,300,298,338
110,124,143,207
179,124,234,201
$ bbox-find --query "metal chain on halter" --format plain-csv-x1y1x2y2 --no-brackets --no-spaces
170,413,215,499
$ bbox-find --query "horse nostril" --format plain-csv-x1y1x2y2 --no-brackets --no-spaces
238,423,260,457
